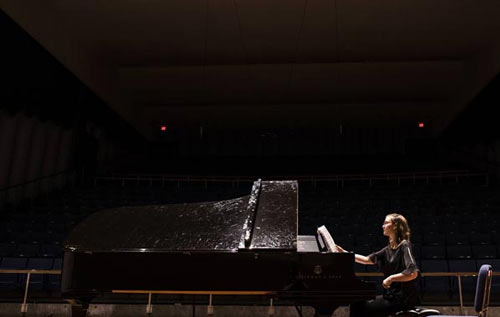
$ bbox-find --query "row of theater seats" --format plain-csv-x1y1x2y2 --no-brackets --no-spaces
300,222,499,241
0,243,62,258
309,216,500,233
299,226,499,253
350,244,500,260
299,183,500,255
0,179,498,298
0,257,61,291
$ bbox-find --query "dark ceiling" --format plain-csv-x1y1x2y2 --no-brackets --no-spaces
2,0,500,139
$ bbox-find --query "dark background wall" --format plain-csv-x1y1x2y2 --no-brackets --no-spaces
0,10,142,198
1,8,500,185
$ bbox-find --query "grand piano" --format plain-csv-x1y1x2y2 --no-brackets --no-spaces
62,180,375,316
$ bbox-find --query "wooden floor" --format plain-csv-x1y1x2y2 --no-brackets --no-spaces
0,303,499,317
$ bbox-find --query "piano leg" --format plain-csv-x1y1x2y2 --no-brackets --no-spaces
67,299,91,317
69,304,87,317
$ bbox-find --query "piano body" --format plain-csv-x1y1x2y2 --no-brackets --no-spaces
62,180,375,316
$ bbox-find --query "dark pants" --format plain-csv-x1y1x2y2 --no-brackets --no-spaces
350,295,414,317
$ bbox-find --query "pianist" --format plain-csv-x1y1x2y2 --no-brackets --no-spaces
336,213,419,317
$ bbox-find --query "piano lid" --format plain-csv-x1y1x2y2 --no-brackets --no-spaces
249,181,298,250
64,180,298,253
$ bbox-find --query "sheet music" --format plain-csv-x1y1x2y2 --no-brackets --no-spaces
317,225,338,253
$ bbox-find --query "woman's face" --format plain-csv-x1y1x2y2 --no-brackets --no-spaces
382,216,395,237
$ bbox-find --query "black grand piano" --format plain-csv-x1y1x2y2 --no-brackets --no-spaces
62,180,375,316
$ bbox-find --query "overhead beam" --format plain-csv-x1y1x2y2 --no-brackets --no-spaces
144,102,443,129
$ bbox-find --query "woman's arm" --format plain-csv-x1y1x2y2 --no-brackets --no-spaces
382,271,419,289
354,254,374,265
336,245,374,265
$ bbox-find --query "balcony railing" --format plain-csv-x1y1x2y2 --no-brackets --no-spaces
94,170,489,188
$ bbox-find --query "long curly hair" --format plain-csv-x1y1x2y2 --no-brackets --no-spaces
387,213,411,247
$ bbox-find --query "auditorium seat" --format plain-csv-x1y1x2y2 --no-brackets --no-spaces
47,258,62,291
483,222,498,235
493,232,500,245
39,244,63,258
0,230,10,243
471,245,497,259
27,222,45,234
476,259,500,295
423,233,446,246
30,230,49,244
448,260,477,297
0,243,16,257
15,243,40,258
446,245,472,259
354,262,365,273
365,263,384,293
46,222,66,234
428,264,493,317
445,232,469,245
353,246,372,258
4,224,25,242
424,223,441,234
411,234,423,245
443,222,459,234
463,221,481,233
421,246,446,260
338,238,354,252
0,257,27,290
45,232,65,245
420,260,451,295
355,234,375,247
469,232,491,245
411,244,421,262
22,258,54,291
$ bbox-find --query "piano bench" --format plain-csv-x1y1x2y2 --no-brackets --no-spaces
395,308,441,316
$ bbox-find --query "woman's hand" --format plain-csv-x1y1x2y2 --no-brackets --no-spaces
382,276,394,289
335,245,347,253
382,272,418,288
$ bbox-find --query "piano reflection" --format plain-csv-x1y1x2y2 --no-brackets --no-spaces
62,180,375,316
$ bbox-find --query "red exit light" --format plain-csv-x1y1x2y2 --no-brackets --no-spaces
160,126,167,131
418,122,424,128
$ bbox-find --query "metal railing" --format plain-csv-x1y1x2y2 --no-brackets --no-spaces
0,269,61,313
94,170,489,188
0,170,77,207
1,270,497,315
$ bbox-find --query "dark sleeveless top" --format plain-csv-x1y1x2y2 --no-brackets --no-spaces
368,240,420,305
